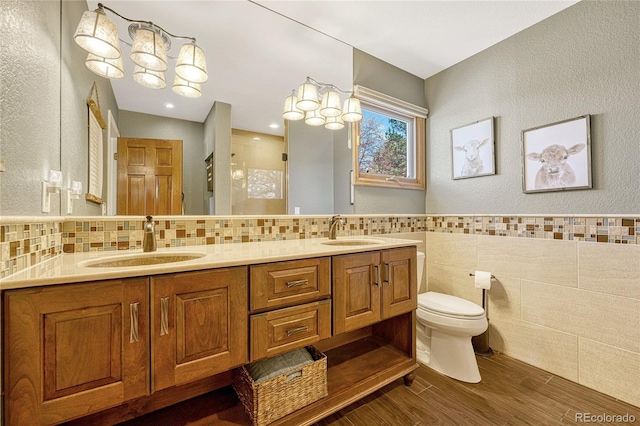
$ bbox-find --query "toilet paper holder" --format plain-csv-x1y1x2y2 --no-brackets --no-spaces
468,273,495,279
469,272,494,357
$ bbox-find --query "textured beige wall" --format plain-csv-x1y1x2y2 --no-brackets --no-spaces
424,1,640,214
1,0,61,215
425,231,640,407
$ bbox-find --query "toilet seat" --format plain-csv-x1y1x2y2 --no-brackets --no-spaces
418,292,485,319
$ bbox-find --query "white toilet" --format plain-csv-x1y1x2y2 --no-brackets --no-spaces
415,252,488,383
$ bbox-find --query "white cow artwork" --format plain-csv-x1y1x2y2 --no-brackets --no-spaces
526,143,586,189
454,139,489,177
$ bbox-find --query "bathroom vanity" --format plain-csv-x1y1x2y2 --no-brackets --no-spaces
1,237,418,425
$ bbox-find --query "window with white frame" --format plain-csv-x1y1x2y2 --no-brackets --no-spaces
352,86,427,190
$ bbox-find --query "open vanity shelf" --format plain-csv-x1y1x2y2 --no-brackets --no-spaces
272,317,417,425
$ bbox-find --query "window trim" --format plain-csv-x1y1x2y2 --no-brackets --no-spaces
352,86,427,190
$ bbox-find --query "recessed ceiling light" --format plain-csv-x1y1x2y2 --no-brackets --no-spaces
252,137,261,141
269,123,279,129
165,103,175,109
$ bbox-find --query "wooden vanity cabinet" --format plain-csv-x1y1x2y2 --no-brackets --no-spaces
3,277,150,426
333,247,417,334
151,267,248,392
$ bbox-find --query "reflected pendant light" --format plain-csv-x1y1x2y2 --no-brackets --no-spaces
172,75,202,98
319,89,342,117
133,66,166,89
304,109,325,126
175,42,208,83
341,95,363,122
282,92,304,121
73,9,121,59
85,53,124,79
296,80,319,111
325,116,345,130
130,27,168,72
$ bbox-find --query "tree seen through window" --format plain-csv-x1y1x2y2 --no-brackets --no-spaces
358,109,408,177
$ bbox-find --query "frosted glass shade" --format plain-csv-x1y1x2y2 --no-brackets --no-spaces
342,96,363,122
73,10,121,59
172,75,202,98
130,28,168,72
296,82,319,111
175,43,208,83
282,94,304,121
85,53,124,79
320,90,342,117
304,109,325,126
325,116,345,130
133,66,166,89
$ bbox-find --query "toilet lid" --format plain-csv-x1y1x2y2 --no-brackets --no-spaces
418,292,485,318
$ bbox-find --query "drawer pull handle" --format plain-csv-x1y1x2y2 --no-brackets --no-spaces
129,302,139,343
384,262,390,285
286,326,308,337
286,279,308,288
374,265,380,287
160,297,169,336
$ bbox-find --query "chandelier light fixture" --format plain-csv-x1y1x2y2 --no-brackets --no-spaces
73,2,207,98
282,77,363,130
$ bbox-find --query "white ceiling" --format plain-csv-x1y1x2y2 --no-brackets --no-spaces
86,1,578,136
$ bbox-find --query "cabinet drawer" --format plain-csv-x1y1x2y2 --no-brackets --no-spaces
250,257,331,311
250,300,331,361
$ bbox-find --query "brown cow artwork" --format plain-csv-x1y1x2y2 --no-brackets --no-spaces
526,143,586,189
522,115,592,193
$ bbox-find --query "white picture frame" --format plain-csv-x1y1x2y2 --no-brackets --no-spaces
522,115,592,193
450,117,495,179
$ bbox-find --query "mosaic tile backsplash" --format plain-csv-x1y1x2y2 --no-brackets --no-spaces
1,215,638,278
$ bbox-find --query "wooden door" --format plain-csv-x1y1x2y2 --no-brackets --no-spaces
381,247,418,319
117,138,183,215
333,251,381,335
4,278,149,425
151,267,248,392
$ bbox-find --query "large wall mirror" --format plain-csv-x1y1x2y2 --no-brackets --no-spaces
1,1,426,217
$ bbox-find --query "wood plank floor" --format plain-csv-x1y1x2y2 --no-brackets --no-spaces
118,353,640,426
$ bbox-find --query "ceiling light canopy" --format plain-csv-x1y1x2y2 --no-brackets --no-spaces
283,77,362,130
73,2,207,98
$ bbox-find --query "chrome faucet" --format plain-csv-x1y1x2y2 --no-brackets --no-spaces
143,215,157,252
328,215,345,240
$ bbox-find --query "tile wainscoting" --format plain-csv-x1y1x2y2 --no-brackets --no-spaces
1,214,638,278
425,230,640,407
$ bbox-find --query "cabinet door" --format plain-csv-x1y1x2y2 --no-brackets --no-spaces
151,267,248,392
381,247,417,319
4,278,149,426
333,251,381,334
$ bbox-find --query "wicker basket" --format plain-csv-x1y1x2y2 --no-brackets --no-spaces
232,346,328,426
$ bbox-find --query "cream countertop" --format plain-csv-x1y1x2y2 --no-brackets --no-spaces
0,237,418,290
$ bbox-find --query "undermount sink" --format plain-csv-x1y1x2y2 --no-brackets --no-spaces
321,239,384,246
81,252,206,268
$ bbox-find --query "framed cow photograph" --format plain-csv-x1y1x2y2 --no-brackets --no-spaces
522,115,592,193
450,117,495,180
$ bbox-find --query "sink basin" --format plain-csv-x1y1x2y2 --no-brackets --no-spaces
321,239,384,246
81,252,205,268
